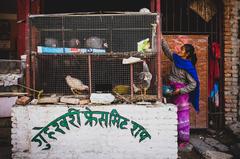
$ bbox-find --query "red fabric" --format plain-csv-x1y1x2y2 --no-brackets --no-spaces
208,42,220,95
17,0,30,58
212,42,221,59
17,0,40,58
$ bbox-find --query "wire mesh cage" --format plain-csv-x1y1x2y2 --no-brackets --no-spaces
29,12,159,101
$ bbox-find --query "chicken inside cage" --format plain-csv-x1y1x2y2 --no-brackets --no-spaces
65,75,89,95
132,60,152,96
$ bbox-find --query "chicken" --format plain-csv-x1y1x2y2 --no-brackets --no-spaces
133,61,152,96
68,38,80,48
45,38,58,47
85,36,108,49
65,75,89,95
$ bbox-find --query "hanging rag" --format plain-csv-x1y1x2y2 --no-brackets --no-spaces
208,42,220,96
210,82,219,107
208,42,220,108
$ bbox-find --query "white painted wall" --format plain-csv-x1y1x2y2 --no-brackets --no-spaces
0,96,17,117
11,103,178,159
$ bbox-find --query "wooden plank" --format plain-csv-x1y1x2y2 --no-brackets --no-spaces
0,92,28,97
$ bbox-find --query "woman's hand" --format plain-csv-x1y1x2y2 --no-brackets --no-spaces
172,88,181,95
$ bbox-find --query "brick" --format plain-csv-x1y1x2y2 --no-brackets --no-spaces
232,78,238,82
231,64,239,68
224,82,232,86
15,96,31,106
225,113,235,117
79,99,90,105
224,73,231,77
232,74,238,77
224,41,231,45
60,96,80,105
225,99,238,104
225,103,237,107
225,117,232,121
225,108,231,112
224,86,233,90
224,91,231,95
224,78,232,82
231,109,238,112
224,44,232,49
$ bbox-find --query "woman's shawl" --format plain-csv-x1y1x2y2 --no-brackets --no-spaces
173,53,200,112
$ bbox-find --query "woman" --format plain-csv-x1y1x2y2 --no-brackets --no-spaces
161,37,200,148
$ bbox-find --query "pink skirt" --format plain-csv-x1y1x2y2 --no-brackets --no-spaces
170,81,190,143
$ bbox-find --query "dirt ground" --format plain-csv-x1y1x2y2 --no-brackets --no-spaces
185,128,240,159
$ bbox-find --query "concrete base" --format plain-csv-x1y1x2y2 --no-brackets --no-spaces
11,103,177,159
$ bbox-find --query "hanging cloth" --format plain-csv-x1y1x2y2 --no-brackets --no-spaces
210,82,219,107
208,42,220,96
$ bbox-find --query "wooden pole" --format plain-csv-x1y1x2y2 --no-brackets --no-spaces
150,0,156,12
88,55,92,95
156,0,163,101
130,64,134,99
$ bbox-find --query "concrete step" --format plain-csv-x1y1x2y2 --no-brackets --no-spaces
190,135,234,159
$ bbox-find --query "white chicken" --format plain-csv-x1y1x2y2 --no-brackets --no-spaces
65,75,89,95
45,38,58,47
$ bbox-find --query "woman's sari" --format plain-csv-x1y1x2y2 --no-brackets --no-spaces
170,81,190,143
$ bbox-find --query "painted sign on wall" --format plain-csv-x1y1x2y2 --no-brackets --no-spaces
31,107,151,150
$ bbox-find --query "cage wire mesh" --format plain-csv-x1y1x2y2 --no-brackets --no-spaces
29,13,158,97
36,54,89,95
91,53,156,95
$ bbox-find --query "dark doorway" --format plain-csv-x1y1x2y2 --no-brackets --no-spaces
43,0,150,13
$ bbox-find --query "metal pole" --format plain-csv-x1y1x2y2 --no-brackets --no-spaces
88,55,92,95
130,64,134,99
25,0,31,95
156,0,160,12
150,0,156,12
29,19,36,96
156,0,162,101
218,1,224,129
